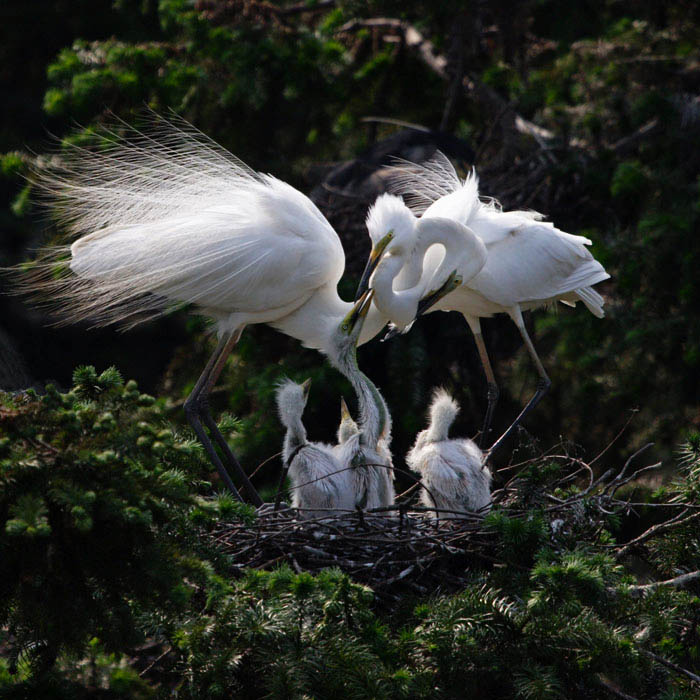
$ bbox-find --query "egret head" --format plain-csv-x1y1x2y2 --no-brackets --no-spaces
355,194,418,300
327,288,375,368
275,377,312,425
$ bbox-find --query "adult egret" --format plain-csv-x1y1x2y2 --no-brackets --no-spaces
407,388,492,518
24,117,461,503
359,153,610,451
358,193,487,332
276,378,354,519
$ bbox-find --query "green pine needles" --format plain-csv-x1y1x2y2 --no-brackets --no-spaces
0,366,251,686
2,370,700,698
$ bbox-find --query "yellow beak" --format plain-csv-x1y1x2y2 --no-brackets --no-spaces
354,230,394,301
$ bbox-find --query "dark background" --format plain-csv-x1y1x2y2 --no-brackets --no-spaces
2,0,699,495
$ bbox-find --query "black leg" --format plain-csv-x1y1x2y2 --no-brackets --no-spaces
184,331,262,504
487,309,551,460
472,329,499,448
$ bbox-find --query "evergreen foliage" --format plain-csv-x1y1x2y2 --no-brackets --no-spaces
0,369,699,697
0,367,250,685
2,1,700,696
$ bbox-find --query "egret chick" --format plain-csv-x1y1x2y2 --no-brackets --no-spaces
335,396,391,462
326,293,395,512
336,397,359,445
407,389,492,519
276,379,354,519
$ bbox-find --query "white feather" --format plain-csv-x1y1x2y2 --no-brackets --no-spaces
276,379,354,519
387,152,610,318
28,116,349,335
407,389,492,518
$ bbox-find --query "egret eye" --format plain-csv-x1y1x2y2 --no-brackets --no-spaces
342,323,349,331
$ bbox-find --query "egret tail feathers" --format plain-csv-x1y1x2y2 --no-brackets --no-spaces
575,286,607,318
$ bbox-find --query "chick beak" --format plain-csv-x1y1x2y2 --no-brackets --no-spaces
301,378,312,400
344,288,376,334
340,396,351,421
354,231,394,301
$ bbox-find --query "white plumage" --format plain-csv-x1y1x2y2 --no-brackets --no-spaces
359,194,487,332
389,152,609,319
382,152,610,448
407,389,492,518
276,379,354,519
25,116,448,501
333,396,394,512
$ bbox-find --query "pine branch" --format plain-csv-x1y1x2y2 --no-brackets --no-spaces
626,571,700,597
639,649,700,685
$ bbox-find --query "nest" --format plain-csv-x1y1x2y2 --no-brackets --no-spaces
213,439,690,605
213,506,495,604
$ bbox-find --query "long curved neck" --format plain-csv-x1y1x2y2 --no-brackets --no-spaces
332,347,387,449
371,254,424,328
395,217,488,293
270,282,387,351
282,412,307,463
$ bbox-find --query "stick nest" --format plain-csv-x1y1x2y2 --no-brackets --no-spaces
213,507,496,604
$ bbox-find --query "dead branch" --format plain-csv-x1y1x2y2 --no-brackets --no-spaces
639,649,700,685
627,570,700,597
614,511,700,560
336,17,574,155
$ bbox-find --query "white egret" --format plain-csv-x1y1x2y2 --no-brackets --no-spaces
360,153,610,451
357,193,487,332
25,117,462,503
407,388,492,518
276,378,354,519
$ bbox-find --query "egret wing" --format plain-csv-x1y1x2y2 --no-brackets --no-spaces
34,119,345,327
468,221,609,306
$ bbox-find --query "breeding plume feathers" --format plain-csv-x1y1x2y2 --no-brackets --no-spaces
19,113,343,329
387,152,462,213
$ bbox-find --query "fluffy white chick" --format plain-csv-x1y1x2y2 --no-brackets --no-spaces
407,389,492,519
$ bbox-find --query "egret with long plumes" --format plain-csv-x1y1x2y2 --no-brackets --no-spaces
22,116,462,502
359,153,609,451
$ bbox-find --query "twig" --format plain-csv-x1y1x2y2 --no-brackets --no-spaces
640,649,700,685
590,410,639,465
249,450,283,481
627,571,700,597
139,645,172,678
597,676,639,700
614,511,700,560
